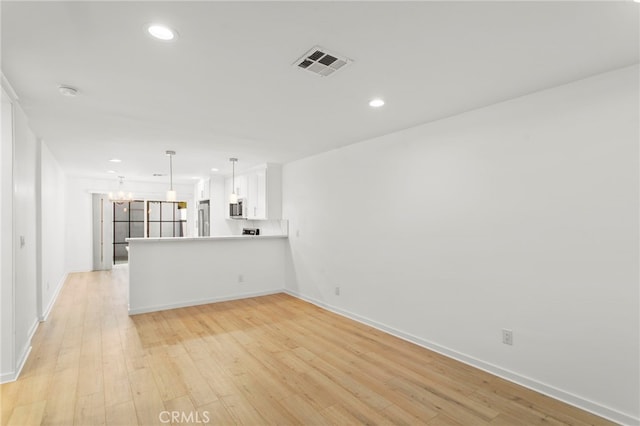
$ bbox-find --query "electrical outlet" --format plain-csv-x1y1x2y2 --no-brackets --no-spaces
502,329,513,345
238,274,244,283
296,230,300,237
335,286,340,296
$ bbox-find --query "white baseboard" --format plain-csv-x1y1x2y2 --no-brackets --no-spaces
3,274,67,382
1,318,39,384
0,344,29,384
0,371,16,383
284,289,639,426
12,344,33,382
39,272,68,322
128,289,283,315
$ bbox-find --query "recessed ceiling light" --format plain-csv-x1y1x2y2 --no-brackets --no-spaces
58,85,79,97
211,168,219,172
109,158,121,163
191,176,200,180
107,170,116,174
147,24,176,41
369,98,385,108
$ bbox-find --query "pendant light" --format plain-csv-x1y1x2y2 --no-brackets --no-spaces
229,157,238,204
108,176,133,204
166,150,177,201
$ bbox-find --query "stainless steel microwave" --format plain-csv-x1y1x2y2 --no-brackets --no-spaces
229,198,246,219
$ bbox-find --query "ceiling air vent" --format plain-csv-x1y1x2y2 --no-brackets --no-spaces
293,46,352,77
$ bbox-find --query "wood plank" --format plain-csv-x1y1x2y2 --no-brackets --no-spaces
481,376,611,426
7,400,46,426
129,367,166,425
102,349,133,408
145,350,189,402
388,375,498,425
163,395,198,426
191,355,242,399
219,393,266,424
105,400,138,426
77,330,104,397
229,372,301,424
171,352,218,407
74,392,106,426
41,367,78,425
197,399,236,425
10,373,52,407
0,381,20,424
0,269,617,426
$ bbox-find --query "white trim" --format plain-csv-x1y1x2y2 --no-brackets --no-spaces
0,370,16,383
39,272,67,322
1,318,39,384
284,289,639,426
66,269,92,274
128,289,282,315
0,84,16,386
35,139,43,320
28,318,38,340
3,343,32,384
0,73,19,102
0,345,29,384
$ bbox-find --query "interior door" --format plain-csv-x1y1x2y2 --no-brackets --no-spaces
92,193,113,270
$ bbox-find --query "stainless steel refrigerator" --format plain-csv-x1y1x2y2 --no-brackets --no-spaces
198,200,210,237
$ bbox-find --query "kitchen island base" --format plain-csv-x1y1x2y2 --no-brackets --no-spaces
127,235,287,315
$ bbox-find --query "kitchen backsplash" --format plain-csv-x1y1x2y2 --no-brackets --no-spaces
222,219,288,236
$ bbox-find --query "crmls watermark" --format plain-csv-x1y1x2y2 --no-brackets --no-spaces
158,411,211,424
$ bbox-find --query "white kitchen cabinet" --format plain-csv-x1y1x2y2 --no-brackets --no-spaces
224,164,281,220
225,174,247,199
256,164,281,220
196,178,210,201
246,168,266,219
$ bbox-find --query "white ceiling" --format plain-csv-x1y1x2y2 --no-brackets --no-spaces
2,1,638,183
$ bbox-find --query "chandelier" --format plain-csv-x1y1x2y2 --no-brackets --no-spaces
108,176,134,204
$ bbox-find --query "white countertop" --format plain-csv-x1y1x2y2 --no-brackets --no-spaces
127,234,288,243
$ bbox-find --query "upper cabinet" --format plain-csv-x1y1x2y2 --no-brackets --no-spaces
196,178,210,201
228,174,248,199
246,169,265,219
225,163,282,220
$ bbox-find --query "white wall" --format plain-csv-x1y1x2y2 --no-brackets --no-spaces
65,176,194,272
12,93,38,379
40,142,66,319
1,86,40,382
1,87,15,380
283,65,639,424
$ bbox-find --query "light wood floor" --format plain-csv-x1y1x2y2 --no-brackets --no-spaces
1,267,614,426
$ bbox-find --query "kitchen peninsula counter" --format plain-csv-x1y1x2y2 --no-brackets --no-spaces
127,234,288,315
132,234,288,242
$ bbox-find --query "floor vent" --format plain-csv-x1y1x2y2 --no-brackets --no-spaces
293,46,352,77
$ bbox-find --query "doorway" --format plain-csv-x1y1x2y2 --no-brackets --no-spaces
112,200,144,264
